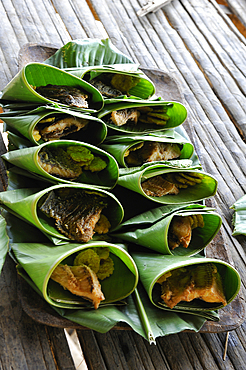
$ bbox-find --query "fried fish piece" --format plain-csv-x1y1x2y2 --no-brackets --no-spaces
38,147,83,179
110,108,140,126
36,116,88,141
158,263,227,309
89,79,123,98
168,216,192,250
142,175,179,197
50,264,105,309
39,188,109,242
125,142,182,166
35,84,89,108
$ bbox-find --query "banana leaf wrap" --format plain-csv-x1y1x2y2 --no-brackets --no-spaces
0,106,107,146
44,38,135,68
131,252,241,319
111,204,222,256
62,64,155,100
0,62,104,112
0,184,124,244
117,160,218,205
100,131,194,168
230,194,246,236
1,207,207,340
97,98,187,134
10,240,138,309
1,139,119,189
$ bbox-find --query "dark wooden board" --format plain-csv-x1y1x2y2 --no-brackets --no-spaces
9,42,244,334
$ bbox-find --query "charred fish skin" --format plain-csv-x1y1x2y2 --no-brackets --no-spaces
142,176,179,197
35,116,88,142
38,147,83,179
39,189,109,242
89,79,123,98
34,84,90,108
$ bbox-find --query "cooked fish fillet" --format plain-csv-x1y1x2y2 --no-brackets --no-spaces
39,116,88,141
35,84,89,108
50,264,105,309
125,142,181,166
142,175,179,197
38,147,82,179
159,263,227,309
40,189,108,242
89,79,122,98
110,108,140,126
168,216,192,250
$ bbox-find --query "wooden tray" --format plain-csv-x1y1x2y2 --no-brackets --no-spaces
14,43,245,333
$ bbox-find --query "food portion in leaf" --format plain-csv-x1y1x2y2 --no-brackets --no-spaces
157,263,227,309
50,264,105,309
38,145,107,180
33,84,90,108
125,142,182,167
87,73,141,98
107,104,172,128
168,214,204,250
50,247,114,309
142,172,204,197
39,188,111,242
33,115,89,142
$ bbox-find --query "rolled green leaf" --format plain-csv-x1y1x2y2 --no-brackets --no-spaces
131,252,241,318
230,194,246,236
0,215,9,274
44,38,135,68
2,140,119,189
1,106,107,146
0,63,104,112
64,65,155,100
11,241,138,309
0,184,124,244
97,98,187,133
117,160,218,205
100,131,194,168
111,204,222,256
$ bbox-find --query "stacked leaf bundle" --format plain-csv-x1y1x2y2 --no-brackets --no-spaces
0,38,241,343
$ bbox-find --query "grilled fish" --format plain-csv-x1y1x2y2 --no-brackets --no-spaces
35,84,89,108
157,263,227,309
50,264,105,309
34,116,88,142
38,147,83,179
125,142,182,166
39,188,109,242
142,175,179,197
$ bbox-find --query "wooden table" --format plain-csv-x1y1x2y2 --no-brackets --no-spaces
0,0,246,369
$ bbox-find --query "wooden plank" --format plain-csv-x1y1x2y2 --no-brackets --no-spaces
50,0,88,39
77,330,108,370
224,0,246,29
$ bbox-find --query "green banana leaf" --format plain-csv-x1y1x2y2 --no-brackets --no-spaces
11,240,138,309
63,65,155,100
44,38,135,68
0,184,124,244
0,215,9,274
97,98,187,133
2,207,207,341
2,140,119,189
117,160,218,205
111,204,222,256
1,105,107,146
230,194,246,236
131,252,241,319
15,262,206,341
100,131,194,168
0,63,104,112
